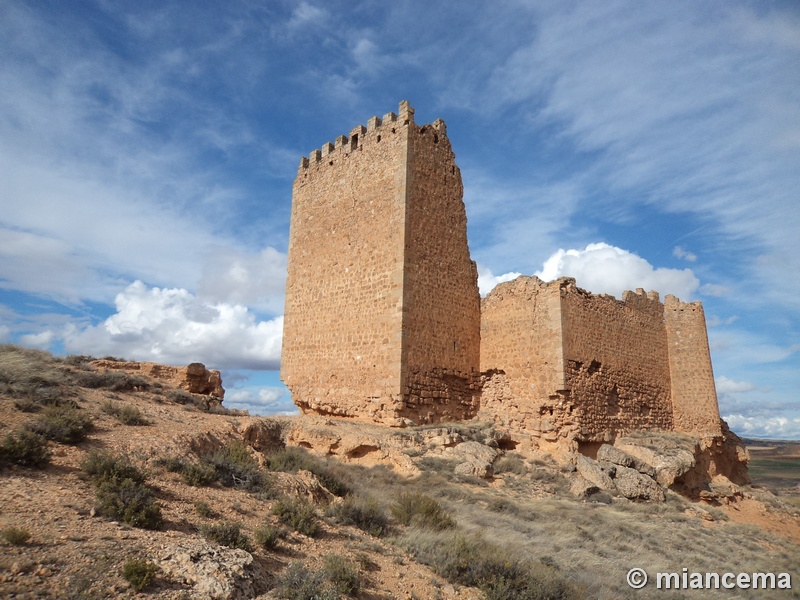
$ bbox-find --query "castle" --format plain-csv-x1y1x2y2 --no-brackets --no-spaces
281,101,722,447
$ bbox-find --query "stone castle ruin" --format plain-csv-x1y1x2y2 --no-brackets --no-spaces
281,101,723,449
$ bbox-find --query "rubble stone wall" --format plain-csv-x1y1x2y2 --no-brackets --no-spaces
664,296,722,435
560,283,674,440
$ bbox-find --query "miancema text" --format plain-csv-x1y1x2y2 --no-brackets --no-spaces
658,570,792,590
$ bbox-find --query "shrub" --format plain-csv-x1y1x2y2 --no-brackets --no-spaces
400,530,583,600
494,454,528,475
95,478,163,530
329,494,388,536
199,522,252,551
181,462,218,487
76,370,150,392
26,405,93,444
82,451,162,530
322,554,361,596
391,492,456,530
0,430,50,468
272,497,319,537
1,526,31,546
81,450,146,485
101,401,149,426
203,440,268,492
273,562,338,600
194,501,216,518
254,523,282,551
266,446,351,497
121,558,158,592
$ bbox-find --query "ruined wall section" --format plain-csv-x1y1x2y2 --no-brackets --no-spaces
664,295,722,435
560,283,674,441
479,276,565,432
400,116,481,423
281,106,413,423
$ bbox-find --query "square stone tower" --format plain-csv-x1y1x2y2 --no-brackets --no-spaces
281,101,481,426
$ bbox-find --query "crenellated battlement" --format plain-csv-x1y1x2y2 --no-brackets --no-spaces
298,100,418,172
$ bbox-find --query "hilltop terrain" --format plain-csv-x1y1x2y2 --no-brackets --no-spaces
1,345,799,599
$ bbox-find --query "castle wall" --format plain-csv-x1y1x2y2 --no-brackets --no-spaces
664,295,722,435
479,277,565,431
400,117,481,423
281,107,412,423
560,283,674,440
282,101,480,425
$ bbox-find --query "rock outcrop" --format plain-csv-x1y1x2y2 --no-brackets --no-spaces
90,359,225,399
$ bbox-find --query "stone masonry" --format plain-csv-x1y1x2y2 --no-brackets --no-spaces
480,277,722,443
281,101,722,440
281,101,480,426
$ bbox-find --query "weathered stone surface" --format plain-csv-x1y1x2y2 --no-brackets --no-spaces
570,475,600,498
616,443,696,487
612,465,665,502
575,454,614,491
90,359,225,399
445,441,498,479
272,469,335,504
158,538,259,600
597,444,656,477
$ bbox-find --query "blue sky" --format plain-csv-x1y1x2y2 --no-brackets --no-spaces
1,1,798,438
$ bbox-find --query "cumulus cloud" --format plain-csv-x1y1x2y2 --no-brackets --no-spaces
198,245,287,314
672,246,697,262
715,376,756,395
699,283,731,297
477,266,521,297
536,243,699,300
723,414,800,440
62,281,282,370
225,386,297,416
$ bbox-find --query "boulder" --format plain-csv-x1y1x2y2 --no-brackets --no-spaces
444,441,499,480
570,476,600,498
597,444,656,477
158,538,261,600
575,454,615,491
616,443,696,487
612,465,665,502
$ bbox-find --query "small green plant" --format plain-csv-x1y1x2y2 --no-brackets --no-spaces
0,430,51,468
26,405,93,444
322,554,361,596
199,521,252,551
101,401,150,426
202,440,269,492
272,497,319,537
329,494,388,536
81,451,162,530
1,526,31,546
391,492,456,530
181,461,218,487
76,370,150,392
121,558,158,592
266,446,351,497
273,562,338,600
194,501,216,518
254,523,283,551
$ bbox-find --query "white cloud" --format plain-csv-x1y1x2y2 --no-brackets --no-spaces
672,246,696,262
699,283,731,298
197,246,287,314
535,243,699,300
477,266,521,297
715,376,756,395
723,414,800,440
62,281,282,370
225,386,297,416
18,330,55,350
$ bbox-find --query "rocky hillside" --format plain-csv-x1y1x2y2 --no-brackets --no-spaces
1,345,799,599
